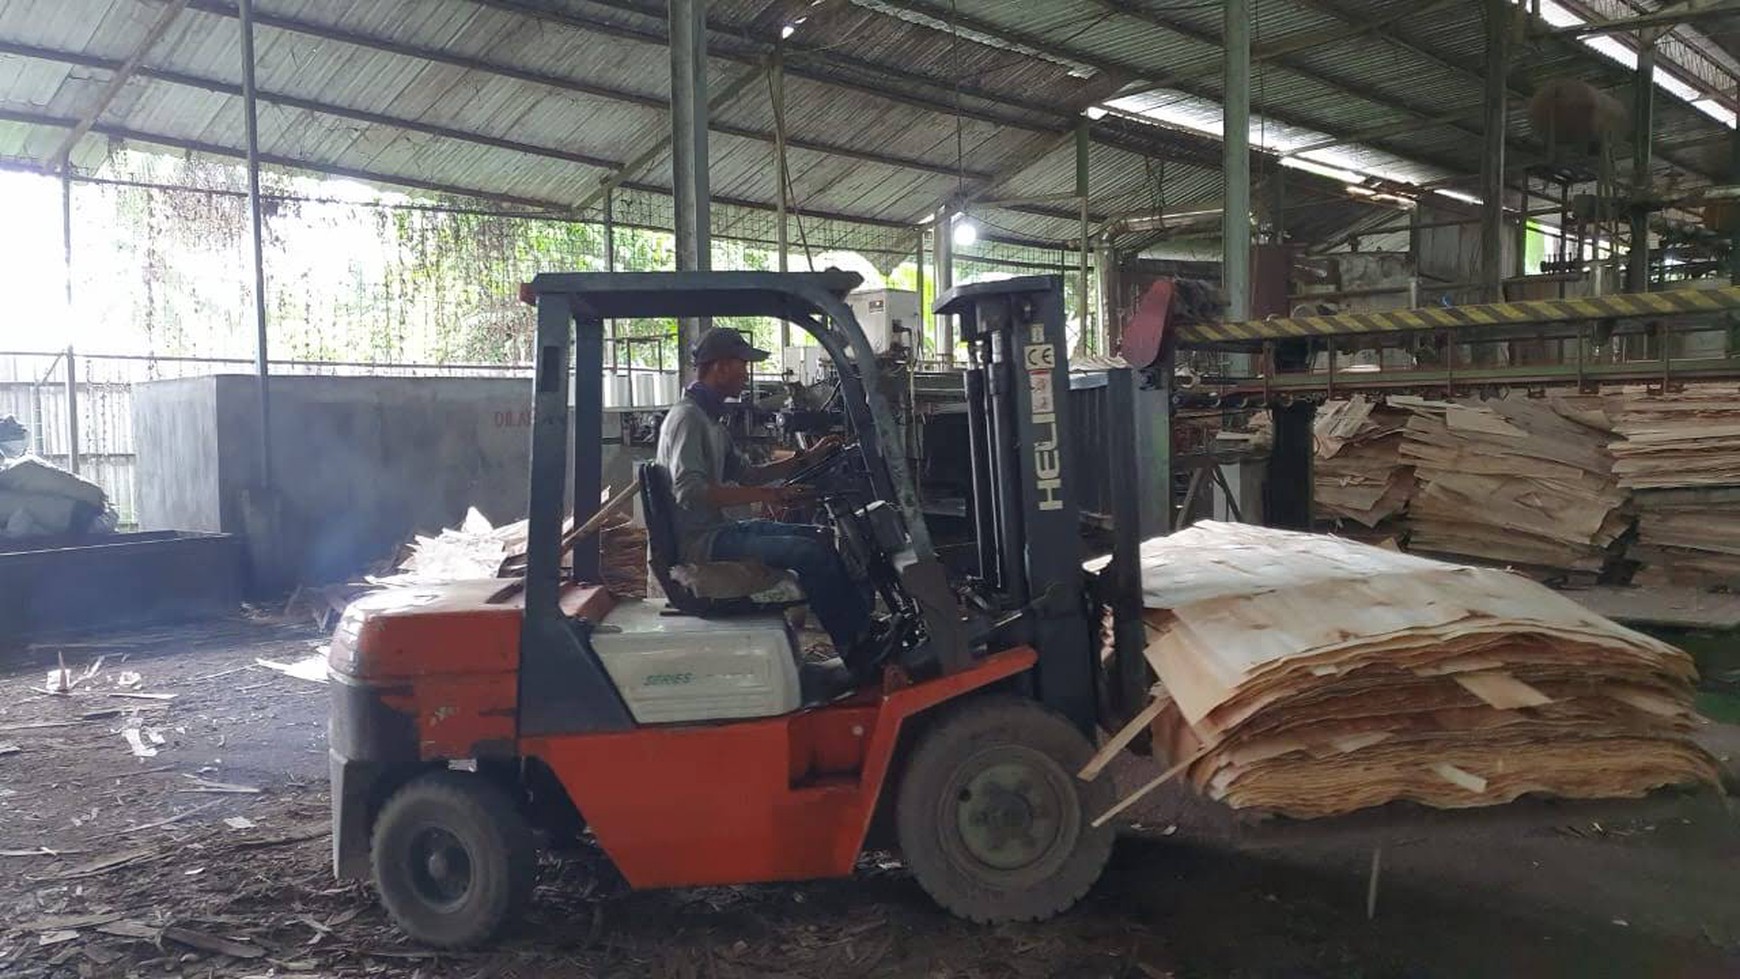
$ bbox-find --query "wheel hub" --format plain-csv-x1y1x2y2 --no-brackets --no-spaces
955,760,1062,871
408,826,473,910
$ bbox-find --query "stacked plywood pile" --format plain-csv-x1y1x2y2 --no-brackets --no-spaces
1607,384,1740,587
1395,396,1628,576
1093,522,1716,821
1312,397,1414,533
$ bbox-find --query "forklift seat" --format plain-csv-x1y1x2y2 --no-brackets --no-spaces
639,462,804,616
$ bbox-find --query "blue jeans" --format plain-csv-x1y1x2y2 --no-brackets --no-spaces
708,520,871,655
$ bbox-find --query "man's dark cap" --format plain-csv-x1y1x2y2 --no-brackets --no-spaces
692,327,771,365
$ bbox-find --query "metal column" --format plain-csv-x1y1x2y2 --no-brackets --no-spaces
1223,0,1252,323
668,0,710,379
1628,38,1657,294
603,189,615,272
1514,181,1530,278
773,46,790,351
62,346,78,475
914,233,925,360
1076,119,1092,352
1480,0,1508,303
240,0,272,490
933,206,955,362
60,174,77,475
1097,239,1118,354
1731,85,1740,288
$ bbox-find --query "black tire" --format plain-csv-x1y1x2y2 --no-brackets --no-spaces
371,771,536,948
895,695,1115,923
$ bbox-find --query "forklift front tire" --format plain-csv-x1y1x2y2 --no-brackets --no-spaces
371,771,535,948
895,695,1115,923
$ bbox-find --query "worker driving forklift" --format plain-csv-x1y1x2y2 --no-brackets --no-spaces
327,271,1154,947
654,324,873,686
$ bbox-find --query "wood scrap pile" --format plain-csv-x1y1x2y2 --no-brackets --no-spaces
1607,384,1740,587
1311,397,1414,533
600,515,649,599
369,507,529,587
1394,396,1627,576
1095,522,1717,821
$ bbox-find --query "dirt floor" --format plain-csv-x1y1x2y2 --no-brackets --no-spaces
2,616,1739,978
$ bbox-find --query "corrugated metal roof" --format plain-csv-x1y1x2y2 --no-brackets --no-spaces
0,0,1734,260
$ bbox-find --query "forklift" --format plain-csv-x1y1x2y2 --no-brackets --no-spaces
328,271,1155,946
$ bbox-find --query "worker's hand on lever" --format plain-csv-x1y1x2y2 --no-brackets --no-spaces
767,483,816,505
803,434,846,461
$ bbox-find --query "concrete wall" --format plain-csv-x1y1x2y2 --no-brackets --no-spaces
137,375,538,589
132,376,225,534
135,374,650,591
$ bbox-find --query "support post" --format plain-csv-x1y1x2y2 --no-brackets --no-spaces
240,0,271,491
1097,239,1119,355
604,188,617,405
933,206,954,363
603,188,615,272
1731,83,1740,287
1514,181,1529,279
1076,118,1092,353
669,0,709,379
60,172,75,473
1223,0,1252,323
914,233,926,360
61,170,72,309
1480,0,1508,303
63,346,78,475
1629,36,1657,293
773,45,790,351
1265,401,1315,530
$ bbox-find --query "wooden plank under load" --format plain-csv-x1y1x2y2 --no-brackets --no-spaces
1088,522,1719,822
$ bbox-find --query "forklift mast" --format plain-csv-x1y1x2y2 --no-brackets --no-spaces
935,276,1148,736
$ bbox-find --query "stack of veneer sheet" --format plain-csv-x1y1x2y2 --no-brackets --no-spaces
1393,396,1628,577
1312,397,1414,533
1104,522,1717,820
1607,384,1740,588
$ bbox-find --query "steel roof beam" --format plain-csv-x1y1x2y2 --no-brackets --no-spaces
0,105,968,236
173,1,996,181
1546,0,1740,36
462,0,1066,131
1076,0,1513,157
871,0,1504,179
481,0,1255,183
49,0,189,172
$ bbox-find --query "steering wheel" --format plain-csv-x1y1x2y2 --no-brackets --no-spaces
784,439,857,488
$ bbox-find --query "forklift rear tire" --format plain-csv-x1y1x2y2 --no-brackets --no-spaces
895,695,1114,923
371,771,535,948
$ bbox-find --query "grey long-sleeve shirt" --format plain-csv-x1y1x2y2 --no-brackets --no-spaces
655,393,746,562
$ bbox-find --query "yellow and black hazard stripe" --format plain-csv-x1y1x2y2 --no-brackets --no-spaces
1175,286,1740,345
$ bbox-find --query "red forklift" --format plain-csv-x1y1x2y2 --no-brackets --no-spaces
328,271,1155,946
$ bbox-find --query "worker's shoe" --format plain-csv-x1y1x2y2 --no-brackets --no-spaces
798,656,858,704
840,615,899,680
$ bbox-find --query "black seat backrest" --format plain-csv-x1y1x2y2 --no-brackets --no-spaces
639,462,683,577
636,460,799,618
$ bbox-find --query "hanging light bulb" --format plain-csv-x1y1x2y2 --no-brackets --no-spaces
952,215,978,247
